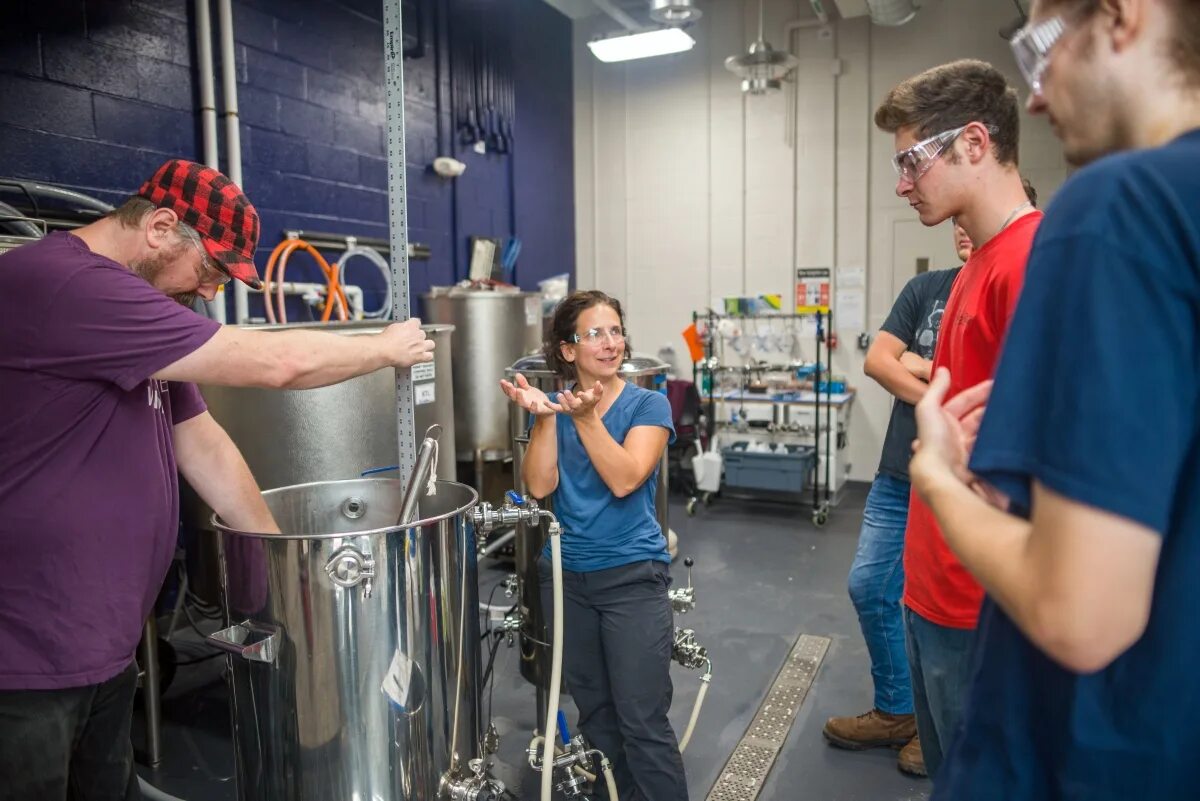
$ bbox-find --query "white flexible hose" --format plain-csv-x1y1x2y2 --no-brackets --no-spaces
447,460,467,774
600,758,619,800
138,776,188,801
335,245,391,319
541,531,564,801
678,677,710,752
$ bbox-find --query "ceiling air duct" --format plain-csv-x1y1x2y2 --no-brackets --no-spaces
724,0,799,95
650,0,702,25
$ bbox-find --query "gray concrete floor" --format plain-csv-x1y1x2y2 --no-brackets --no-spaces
136,484,928,801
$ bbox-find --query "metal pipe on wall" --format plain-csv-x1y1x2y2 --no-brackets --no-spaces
195,0,219,171
195,0,226,323
216,0,249,324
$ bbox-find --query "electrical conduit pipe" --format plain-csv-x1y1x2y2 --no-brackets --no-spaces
194,0,225,323
216,0,249,324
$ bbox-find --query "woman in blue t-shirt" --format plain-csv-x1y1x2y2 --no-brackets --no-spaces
500,290,686,801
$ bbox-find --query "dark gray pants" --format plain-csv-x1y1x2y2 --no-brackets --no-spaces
539,557,688,801
0,662,141,801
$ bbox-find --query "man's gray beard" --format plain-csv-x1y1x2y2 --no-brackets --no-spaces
130,248,196,307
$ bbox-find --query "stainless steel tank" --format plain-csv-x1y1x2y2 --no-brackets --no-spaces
421,287,541,464
210,478,482,801
505,354,670,689
198,321,456,484
183,322,456,603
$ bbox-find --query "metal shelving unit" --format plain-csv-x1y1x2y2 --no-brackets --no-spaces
690,309,838,526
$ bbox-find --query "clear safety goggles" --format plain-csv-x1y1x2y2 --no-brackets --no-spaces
1010,15,1066,94
571,325,626,346
893,125,968,183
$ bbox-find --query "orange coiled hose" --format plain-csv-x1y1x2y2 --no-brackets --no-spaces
260,238,351,324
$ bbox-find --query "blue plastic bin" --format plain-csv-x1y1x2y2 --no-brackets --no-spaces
721,442,816,494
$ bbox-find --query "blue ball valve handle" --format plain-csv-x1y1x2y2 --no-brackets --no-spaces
557,710,572,746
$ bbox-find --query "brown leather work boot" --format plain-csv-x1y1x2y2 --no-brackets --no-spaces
822,709,917,750
897,735,927,777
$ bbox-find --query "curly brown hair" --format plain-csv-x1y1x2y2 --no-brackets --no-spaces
543,290,629,380
875,59,1021,166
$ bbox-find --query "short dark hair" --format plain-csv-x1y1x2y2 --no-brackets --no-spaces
875,59,1021,166
1021,176,1038,207
1037,0,1200,83
107,195,156,227
544,290,629,380
106,194,206,250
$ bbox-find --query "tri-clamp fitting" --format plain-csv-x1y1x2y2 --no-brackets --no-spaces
499,611,524,647
472,491,562,538
472,491,543,534
528,735,606,798
440,758,505,801
672,627,712,677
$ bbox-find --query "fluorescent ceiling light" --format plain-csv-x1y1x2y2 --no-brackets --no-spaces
587,28,695,63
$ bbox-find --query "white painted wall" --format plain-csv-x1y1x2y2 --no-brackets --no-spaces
572,0,1071,482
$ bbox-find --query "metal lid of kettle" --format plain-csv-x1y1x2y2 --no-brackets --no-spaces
423,283,538,299
243,320,456,334
507,353,669,378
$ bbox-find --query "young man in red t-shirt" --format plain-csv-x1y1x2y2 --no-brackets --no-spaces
873,59,1042,778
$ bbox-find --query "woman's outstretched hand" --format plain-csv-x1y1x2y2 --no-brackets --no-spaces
554,381,605,419
500,373,561,417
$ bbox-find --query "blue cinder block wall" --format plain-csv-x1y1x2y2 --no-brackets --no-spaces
0,0,575,316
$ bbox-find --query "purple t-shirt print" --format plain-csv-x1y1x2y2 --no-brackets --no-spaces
0,232,220,689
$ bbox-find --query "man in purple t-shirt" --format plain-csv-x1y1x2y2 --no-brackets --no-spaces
0,160,436,801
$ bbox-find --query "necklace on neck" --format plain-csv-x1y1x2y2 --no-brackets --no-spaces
998,200,1033,233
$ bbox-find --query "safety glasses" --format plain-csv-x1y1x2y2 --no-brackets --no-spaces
182,229,231,287
570,326,626,346
1010,15,1066,94
892,125,969,183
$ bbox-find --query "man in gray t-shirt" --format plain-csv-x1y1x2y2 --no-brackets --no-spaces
821,224,969,776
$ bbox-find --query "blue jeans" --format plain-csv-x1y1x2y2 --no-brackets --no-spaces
903,606,976,779
848,473,913,715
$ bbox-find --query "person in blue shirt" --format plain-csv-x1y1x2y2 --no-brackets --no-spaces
500,290,685,801
908,0,1200,798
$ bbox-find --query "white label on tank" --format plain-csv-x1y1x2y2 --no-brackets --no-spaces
525,296,540,327
381,649,413,710
414,383,436,405
411,362,436,382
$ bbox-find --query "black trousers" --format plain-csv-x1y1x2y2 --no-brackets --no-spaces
540,557,689,801
0,662,141,801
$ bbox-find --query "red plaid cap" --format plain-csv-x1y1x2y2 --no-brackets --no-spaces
136,160,262,289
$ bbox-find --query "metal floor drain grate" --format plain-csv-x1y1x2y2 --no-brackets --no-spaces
703,633,831,801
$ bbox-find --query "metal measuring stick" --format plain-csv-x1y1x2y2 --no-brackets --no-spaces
383,0,418,498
